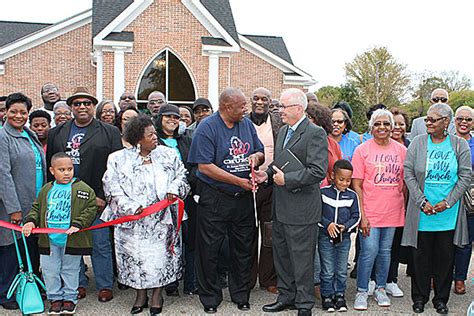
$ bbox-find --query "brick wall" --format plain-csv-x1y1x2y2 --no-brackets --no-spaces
0,24,95,107
0,0,306,108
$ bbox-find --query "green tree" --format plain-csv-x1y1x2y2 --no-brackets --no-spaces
448,90,474,111
344,47,411,107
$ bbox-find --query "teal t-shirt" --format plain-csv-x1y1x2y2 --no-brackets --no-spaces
419,135,460,231
161,138,182,160
21,130,43,197
47,180,75,246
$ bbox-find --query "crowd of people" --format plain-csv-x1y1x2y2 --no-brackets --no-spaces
0,83,472,316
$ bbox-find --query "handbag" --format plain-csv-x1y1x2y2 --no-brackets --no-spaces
7,230,46,315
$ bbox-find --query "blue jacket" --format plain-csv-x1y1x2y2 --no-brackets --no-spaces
319,185,360,237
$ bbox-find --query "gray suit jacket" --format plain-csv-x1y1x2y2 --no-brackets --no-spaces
267,118,328,225
401,134,471,248
0,122,46,246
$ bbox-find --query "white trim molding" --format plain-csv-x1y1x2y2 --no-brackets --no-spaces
207,53,219,110
182,0,240,53
113,48,127,106
93,0,153,46
239,35,316,87
94,49,104,100
0,10,92,61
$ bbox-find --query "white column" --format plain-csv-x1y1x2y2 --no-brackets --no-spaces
113,48,125,106
208,54,219,111
95,50,103,101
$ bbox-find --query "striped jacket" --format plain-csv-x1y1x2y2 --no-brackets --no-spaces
319,185,361,236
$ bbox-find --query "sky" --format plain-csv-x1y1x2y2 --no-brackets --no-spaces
1,0,473,91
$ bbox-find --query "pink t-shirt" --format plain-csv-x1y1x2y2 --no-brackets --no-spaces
352,138,407,227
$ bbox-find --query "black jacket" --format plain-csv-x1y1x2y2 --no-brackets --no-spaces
46,119,123,200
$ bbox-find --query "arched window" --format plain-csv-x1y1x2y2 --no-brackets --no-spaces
137,49,196,109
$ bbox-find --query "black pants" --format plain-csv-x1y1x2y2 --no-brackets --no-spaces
195,182,255,308
250,185,277,289
411,230,455,305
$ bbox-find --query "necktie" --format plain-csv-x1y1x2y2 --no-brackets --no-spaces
283,128,294,147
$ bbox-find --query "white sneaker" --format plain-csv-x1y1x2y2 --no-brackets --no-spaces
386,282,404,297
354,291,368,310
374,288,391,307
368,280,376,296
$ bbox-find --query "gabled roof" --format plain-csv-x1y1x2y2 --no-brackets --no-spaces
0,21,52,48
92,0,133,38
201,37,231,47
104,31,134,42
199,0,239,45
243,35,293,65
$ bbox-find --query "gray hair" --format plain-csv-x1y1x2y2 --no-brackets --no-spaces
427,103,453,121
455,105,474,117
53,101,70,112
369,109,394,133
281,88,308,110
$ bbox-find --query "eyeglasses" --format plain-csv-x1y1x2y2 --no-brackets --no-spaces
424,117,447,123
277,103,300,110
194,107,211,115
43,87,58,94
72,101,93,107
148,100,165,105
54,111,71,117
163,114,180,120
373,121,392,127
332,119,345,125
431,97,448,103
101,109,115,115
455,116,473,123
120,95,135,100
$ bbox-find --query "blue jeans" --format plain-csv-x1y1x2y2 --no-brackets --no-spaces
41,244,81,304
318,232,351,296
454,215,474,281
356,227,395,292
79,217,114,290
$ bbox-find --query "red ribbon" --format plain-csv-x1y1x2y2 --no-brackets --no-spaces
0,198,185,254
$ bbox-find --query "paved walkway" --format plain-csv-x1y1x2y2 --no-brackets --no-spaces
2,250,473,315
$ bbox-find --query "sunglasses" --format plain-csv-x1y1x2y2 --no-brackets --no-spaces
424,117,446,123
431,97,448,103
72,101,93,107
373,121,391,127
455,116,473,123
332,119,345,125
120,95,135,100
148,100,164,105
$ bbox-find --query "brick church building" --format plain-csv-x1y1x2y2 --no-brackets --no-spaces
0,0,314,109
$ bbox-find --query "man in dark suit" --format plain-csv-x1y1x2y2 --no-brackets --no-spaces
255,88,328,316
46,87,122,302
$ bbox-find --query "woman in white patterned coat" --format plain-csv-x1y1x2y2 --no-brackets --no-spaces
101,114,189,315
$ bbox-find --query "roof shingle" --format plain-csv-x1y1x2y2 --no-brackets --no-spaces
243,35,293,65
0,21,51,48
92,0,133,39
200,0,239,45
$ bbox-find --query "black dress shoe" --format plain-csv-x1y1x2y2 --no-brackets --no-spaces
237,302,250,311
298,308,312,316
434,302,448,314
165,287,179,296
204,306,217,314
412,302,424,313
1,301,19,310
262,301,297,312
150,306,162,315
118,282,129,290
131,296,148,314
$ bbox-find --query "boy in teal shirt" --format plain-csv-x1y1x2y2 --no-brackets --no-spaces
23,153,96,315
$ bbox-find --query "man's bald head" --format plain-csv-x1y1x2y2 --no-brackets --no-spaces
251,87,272,116
219,87,246,108
252,87,271,99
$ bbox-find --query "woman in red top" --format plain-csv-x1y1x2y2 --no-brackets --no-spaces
306,103,343,187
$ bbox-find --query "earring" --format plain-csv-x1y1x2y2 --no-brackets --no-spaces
137,143,141,152
443,126,448,136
